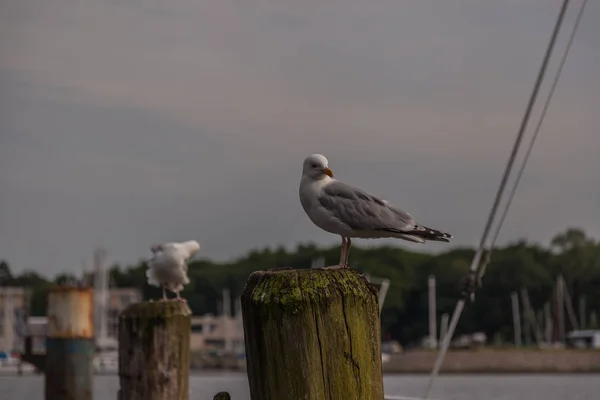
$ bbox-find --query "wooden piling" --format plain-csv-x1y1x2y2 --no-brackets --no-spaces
118,301,192,400
241,268,384,400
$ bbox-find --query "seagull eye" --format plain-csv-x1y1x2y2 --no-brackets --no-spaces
311,163,318,168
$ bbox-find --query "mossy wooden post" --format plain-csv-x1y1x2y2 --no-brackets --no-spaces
241,268,384,400
118,301,191,400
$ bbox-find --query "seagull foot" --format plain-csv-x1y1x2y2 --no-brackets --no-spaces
269,267,293,271
174,297,187,304
320,264,346,270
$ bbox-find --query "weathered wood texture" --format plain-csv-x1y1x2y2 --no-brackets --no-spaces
241,268,383,400
118,301,191,400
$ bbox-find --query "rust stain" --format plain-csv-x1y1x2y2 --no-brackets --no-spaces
48,287,95,339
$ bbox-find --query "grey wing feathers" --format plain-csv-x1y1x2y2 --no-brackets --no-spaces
319,181,415,231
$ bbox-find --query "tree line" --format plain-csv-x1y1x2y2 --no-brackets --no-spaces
1,227,599,346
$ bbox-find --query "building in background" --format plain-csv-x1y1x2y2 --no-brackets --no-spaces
25,316,48,354
0,287,28,353
190,314,244,352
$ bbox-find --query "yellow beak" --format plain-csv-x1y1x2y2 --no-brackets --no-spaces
324,167,333,177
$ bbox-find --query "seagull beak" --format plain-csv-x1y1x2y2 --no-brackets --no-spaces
324,167,333,177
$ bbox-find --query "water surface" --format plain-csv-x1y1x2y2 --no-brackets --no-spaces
1,372,598,400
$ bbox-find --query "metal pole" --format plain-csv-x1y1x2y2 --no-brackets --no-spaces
521,288,543,346
562,281,579,330
439,313,449,345
365,275,391,315
536,309,544,337
94,248,108,347
223,288,232,352
579,295,586,330
45,287,94,400
511,292,522,347
557,275,566,343
428,275,438,349
235,296,244,354
544,302,552,344
521,289,531,346
590,311,598,329
377,279,390,315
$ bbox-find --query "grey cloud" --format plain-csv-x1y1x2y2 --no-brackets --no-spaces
1,0,599,274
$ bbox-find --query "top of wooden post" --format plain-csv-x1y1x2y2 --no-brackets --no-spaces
118,300,192,400
120,301,192,318
241,267,383,400
242,267,378,311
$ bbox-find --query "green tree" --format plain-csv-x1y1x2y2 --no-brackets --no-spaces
0,260,13,285
4,227,600,345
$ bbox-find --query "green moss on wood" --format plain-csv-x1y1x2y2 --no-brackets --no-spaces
241,268,384,400
245,268,378,312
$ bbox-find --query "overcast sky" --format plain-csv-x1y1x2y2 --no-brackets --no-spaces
1,0,599,276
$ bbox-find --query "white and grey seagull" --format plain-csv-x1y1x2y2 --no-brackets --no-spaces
146,240,200,302
299,154,452,268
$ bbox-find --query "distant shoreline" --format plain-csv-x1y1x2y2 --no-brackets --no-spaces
382,348,600,374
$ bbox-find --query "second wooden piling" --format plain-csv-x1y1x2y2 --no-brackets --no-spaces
241,267,384,400
118,301,191,400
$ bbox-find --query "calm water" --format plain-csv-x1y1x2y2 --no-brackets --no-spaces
1,372,599,400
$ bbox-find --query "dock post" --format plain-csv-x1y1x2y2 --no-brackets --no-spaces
241,268,384,400
45,286,94,400
118,301,192,400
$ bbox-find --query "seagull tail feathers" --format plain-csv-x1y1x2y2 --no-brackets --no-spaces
408,225,452,242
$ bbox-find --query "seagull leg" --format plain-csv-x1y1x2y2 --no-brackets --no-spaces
339,237,347,266
161,286,168,301
343,237,352,268
320,237,346,270
175,291,187,303
322,237,347,270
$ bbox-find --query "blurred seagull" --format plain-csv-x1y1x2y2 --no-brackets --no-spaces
146,240,200,302
299,154,452,268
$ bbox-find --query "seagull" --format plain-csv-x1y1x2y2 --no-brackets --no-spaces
146,240,200,302
299,154,452,268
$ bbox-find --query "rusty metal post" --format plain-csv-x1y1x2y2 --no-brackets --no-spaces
45,286,94,400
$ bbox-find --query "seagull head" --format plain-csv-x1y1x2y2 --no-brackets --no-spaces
150,244,164,254
180,240,201,258
302,154,333,180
